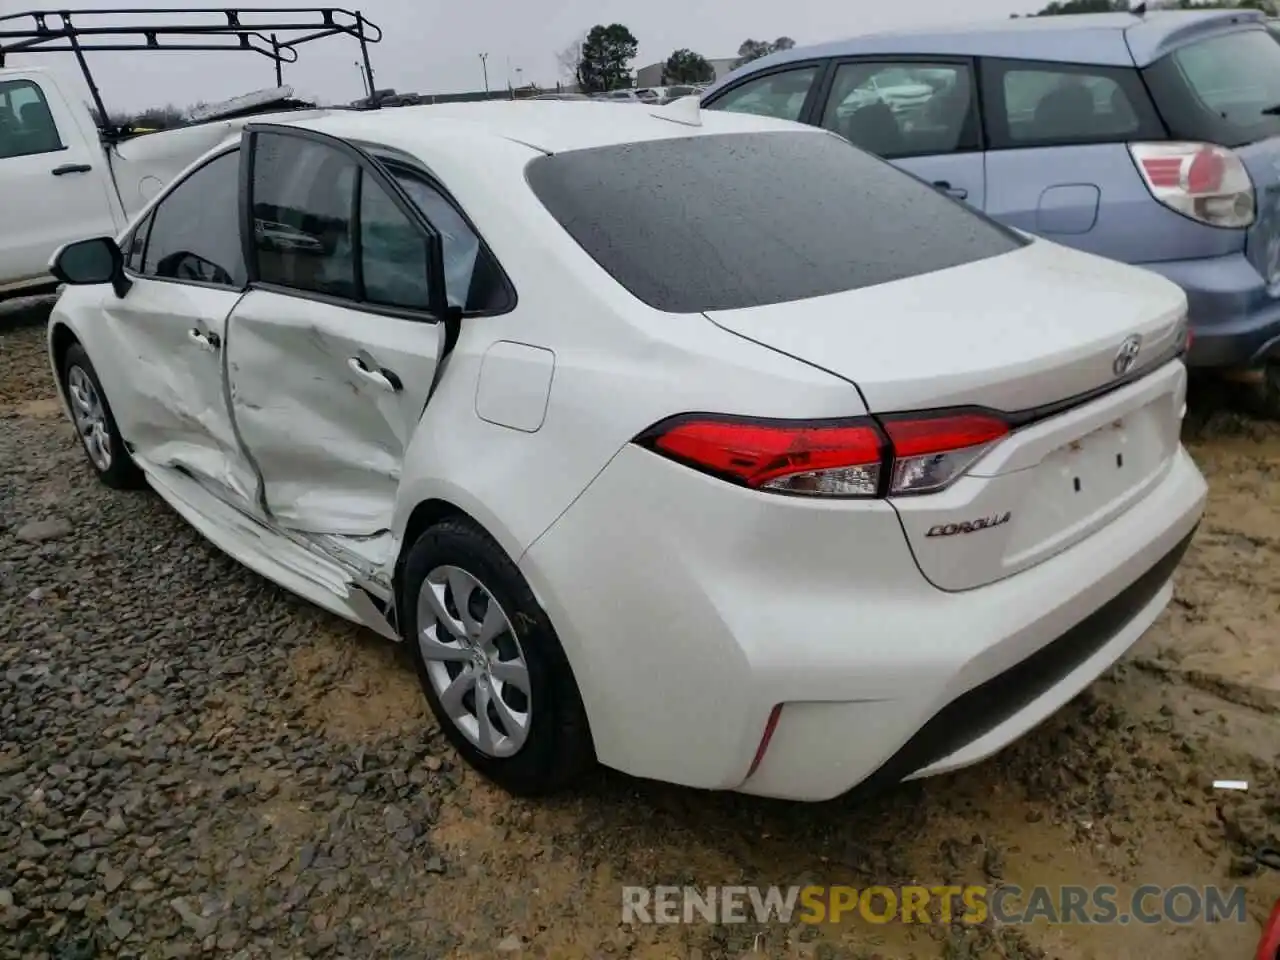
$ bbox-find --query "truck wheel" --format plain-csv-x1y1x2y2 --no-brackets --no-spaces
401,517,594,796
61,343,145,489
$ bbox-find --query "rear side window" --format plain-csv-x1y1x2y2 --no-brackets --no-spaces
251,132,359,300
1144,28,1280,148
0,79,64,159
525,131,1026,314
983,59,1164,149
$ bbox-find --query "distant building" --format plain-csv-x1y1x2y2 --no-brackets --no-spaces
633,57,737,89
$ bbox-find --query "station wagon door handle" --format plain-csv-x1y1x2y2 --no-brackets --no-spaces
348,356,402,393
187,328,219,351
51,163,93,176
933,180,968,200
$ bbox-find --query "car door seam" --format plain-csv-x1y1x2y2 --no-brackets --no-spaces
219,289,270,515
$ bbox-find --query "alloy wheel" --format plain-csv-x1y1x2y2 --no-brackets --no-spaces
417,565,532,757
66,365,113,472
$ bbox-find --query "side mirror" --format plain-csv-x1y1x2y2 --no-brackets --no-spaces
50,237,132,298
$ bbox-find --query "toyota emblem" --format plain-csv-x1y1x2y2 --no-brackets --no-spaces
1113,335,1142,377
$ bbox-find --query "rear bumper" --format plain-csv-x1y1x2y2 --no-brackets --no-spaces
520,443,1207,802
1139,254,1280,368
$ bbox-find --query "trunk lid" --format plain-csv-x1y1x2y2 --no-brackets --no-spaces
704,239,1189,591
703,239,1187,414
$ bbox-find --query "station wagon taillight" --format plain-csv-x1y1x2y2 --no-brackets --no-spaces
634,411,1009,498
1129,142,1255,229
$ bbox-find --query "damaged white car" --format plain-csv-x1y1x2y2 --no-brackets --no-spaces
47,100,1207,801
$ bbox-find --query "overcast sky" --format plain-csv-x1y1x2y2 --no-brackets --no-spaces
3,0,1046,111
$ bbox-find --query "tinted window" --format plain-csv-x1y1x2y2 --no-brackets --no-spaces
377,161,513,313
251,132,358,299
143,151,246,287
0,80,64,159
706,66,818,122
988,60,1161,147
525,131,1025,314
360,174,432,310
1145,28,1280,148
820,62,976,158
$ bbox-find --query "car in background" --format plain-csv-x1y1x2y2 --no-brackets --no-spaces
658,84,703,102
702,9,1280,415
594,89,647,103
530,93,591,101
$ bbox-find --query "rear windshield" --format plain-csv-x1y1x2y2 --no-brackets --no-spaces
523,131,1026,314
1144,27,1280,148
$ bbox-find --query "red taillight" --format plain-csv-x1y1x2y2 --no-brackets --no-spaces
636,410,1009,498
641,415,886,496
1130,142,1254,229
882,412,1010,496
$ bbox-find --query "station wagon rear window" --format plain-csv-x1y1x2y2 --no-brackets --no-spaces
1145,27,1280,148
524,131,1027,313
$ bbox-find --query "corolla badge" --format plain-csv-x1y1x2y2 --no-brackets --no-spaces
1113,335,1142,377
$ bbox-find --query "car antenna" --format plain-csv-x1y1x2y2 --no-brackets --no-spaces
650,94,702,128
1133,2,1147,16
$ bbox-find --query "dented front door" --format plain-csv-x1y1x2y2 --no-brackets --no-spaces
101,278,260,506
223,291,443,536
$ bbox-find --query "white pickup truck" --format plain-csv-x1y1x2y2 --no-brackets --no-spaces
0,5,381,301
0,67,332,300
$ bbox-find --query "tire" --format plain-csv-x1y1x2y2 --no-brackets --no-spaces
61,342,146,490
1254,361,1280,421
401,517,594,795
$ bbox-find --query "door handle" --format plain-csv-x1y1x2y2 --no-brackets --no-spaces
188,328,220,351
348,356,402,393
933,180,969,200
51,163,93,176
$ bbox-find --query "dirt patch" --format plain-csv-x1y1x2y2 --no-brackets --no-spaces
3,316,1278,960
288,616,427,742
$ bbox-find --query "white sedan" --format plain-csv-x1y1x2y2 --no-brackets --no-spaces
45,99,1206,802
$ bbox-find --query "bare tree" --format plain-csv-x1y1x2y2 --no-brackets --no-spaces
555,31,589,83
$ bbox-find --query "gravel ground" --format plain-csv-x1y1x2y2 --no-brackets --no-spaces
2,305,1278,960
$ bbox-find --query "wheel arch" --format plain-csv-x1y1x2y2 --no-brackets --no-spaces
391,492,595,733
49,321,79,390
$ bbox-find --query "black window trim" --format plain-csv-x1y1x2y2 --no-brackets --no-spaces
123,208,155,274
241,122,449,324
126,146,249,294
0,77,68,160
811,54,987,158
364,149,518,318
701,58,834,125
978,56,1168,152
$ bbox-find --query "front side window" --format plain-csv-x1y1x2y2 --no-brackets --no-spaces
988,59,1162,147
142,150,246,287
251,133,358,299
820,61,976,159
0,80,64,159
1145,28,1280,148
705,66,819,122
526,130,1025,314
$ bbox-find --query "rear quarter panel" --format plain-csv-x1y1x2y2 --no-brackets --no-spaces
385,137,868,570
984,142,1242,263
